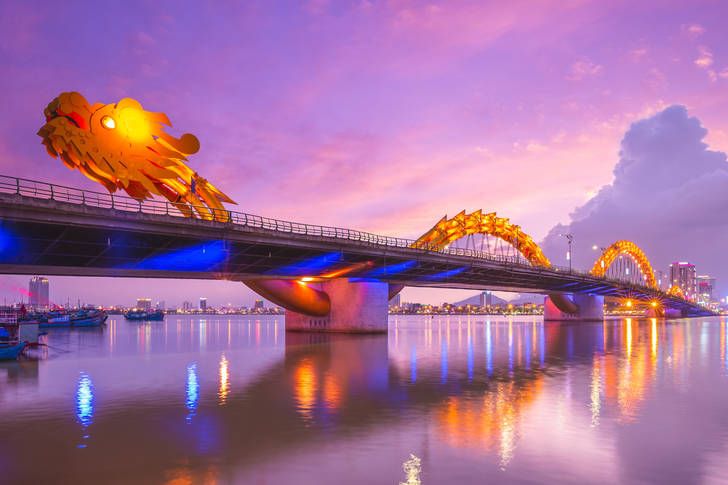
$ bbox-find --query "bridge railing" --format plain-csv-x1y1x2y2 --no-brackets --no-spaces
0,174,695,302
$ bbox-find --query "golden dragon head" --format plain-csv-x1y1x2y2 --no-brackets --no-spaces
37,91,234,219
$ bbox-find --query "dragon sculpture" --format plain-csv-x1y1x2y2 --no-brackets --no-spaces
37,91,234,220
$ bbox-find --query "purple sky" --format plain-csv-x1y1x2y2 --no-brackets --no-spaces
1,0,727,306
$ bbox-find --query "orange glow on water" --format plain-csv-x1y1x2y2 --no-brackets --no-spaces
218,354,229,404
294,358,317,421
435,379,543,468
323,372,342,410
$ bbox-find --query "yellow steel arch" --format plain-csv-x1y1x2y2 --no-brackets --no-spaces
414,210,551,268
590,241,658,289
667,285,684,298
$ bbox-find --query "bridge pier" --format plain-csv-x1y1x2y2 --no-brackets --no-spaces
544,294,604,322
285,279,389,333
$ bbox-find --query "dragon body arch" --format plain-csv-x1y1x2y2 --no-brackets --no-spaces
590,241,658,290
414,210,551,268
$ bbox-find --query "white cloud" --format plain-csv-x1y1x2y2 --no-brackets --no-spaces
683,23,706,37
541,106,728,294
695,45,714,68
567,59,603,81
629,47,648,62
525,141,548,153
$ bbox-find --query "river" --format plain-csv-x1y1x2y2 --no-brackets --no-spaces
1,314,728,484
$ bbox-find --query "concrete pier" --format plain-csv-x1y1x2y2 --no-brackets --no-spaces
544,294,604,321
285,279,389,333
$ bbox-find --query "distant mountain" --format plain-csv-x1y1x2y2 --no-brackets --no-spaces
452,292,507,307
507,293,546,304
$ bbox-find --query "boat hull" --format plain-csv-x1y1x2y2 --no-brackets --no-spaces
0,343,26,360
39,311,107,328
125,311,164,321
72,315,108,327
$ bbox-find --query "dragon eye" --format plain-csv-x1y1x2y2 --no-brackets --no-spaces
101,116,116,129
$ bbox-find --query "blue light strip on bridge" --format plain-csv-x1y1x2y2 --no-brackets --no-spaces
126,240,229,271
419,267,469,281
0,221,19,262
358,260,417,279
266,252,343,276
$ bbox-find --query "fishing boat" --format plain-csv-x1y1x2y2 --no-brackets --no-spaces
124,309,164,321
38,312,71,328
38,309,107,328
0,342,26,360
70,310,108,327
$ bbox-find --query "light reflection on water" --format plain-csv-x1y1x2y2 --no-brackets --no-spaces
186,362,199,423
0,315,727,484
75,372,93,448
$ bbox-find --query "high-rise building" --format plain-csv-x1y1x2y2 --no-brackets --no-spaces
254,299,264,310
478,291,493,307
136,298,152,310
29,276,49,309
670,262,697,300
389,293,401,307
182,301,192,311
656,269,668,291
199,298,208,311
697,275,716,304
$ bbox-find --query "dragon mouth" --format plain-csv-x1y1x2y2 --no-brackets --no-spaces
46,109,87,130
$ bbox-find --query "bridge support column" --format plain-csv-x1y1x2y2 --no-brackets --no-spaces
544,294,604,322
285,279,389,333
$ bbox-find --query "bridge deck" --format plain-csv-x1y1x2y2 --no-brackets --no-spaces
0,176,713,316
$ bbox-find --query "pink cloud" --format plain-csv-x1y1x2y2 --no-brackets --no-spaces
567,58,604,81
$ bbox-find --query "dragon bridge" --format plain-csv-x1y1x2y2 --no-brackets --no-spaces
589,241,658,290
33,94,681,320
414,210,551,268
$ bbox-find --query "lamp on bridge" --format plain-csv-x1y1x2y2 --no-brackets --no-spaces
560,233,574,272
592,245,607,270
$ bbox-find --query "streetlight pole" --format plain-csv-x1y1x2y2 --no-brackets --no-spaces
561,233,574,272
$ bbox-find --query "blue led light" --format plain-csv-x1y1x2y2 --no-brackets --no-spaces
266,252,343,276
360,261,417,279
127,240,229,271
420,266,468,281
0,223,19,262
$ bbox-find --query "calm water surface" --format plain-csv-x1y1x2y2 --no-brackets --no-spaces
2,315,728,484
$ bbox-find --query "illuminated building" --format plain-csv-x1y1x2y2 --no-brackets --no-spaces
389,293,401,307
136,298,151,310
182,301,192,311
254,299,264,310
29,276,49,309
199,297,208,311
697,275,716,305
670,262,696,300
